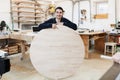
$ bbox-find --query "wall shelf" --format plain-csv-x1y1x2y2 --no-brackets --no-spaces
11,0,47,30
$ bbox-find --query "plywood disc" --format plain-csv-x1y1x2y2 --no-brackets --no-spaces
30,25,85,80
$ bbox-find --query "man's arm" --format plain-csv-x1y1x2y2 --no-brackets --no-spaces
38,18,55,31
62,18,77,30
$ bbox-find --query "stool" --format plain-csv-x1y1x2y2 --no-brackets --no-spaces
104,42,117,56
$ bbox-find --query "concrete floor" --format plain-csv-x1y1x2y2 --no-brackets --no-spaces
1,52,113,80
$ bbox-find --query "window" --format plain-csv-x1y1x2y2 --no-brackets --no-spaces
94,1,108,19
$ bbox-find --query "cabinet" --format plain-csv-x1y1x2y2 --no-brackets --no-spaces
11,0,47,30
95,37,106,52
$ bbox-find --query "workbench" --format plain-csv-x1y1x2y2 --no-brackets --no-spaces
0,31,107,59
79,31,107,59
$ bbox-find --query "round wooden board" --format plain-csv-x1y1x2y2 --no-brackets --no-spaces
30,25,85,80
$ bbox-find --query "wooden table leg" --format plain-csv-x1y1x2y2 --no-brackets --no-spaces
20,41,26,60
80,35,89,59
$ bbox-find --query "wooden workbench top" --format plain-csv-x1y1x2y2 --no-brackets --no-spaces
78,31,106,35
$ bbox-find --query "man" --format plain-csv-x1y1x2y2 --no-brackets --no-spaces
37,7,77,31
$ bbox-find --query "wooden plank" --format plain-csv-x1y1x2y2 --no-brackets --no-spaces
12,10,35,13
17,6,35,9
13,20,42,23
17,16,44,18
94,14,108,19
30,26,85,79
100,63,120,80
12,0,35,4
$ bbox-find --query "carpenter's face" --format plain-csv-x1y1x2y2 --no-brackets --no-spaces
55,9,63,19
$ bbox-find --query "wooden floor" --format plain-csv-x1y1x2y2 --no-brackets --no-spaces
1,50,113,80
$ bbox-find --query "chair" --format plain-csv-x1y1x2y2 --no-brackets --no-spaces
104,42,117,56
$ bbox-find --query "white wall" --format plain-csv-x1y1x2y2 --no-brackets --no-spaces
116,0,120,21
0,0,12,29
89,0,115,31
73,2,79,26
56,1,73,21
55,0,116,31
75,0,115,31
0,0,119,31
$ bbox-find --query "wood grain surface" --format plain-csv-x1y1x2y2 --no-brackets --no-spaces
30,25,85,80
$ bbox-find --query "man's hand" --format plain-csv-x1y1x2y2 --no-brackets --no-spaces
57,22,63,25
52,22,63,29
52,24,57,29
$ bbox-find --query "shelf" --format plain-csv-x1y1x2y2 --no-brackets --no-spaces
12,10,35,14
12,0,35,4
17,6,35,9
12,5,45,10
14,20,42,23
36,11,45,14
12,0,47,6
11,0,46,29
12,15,45,18
12,10,44,14
14,16,44,18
